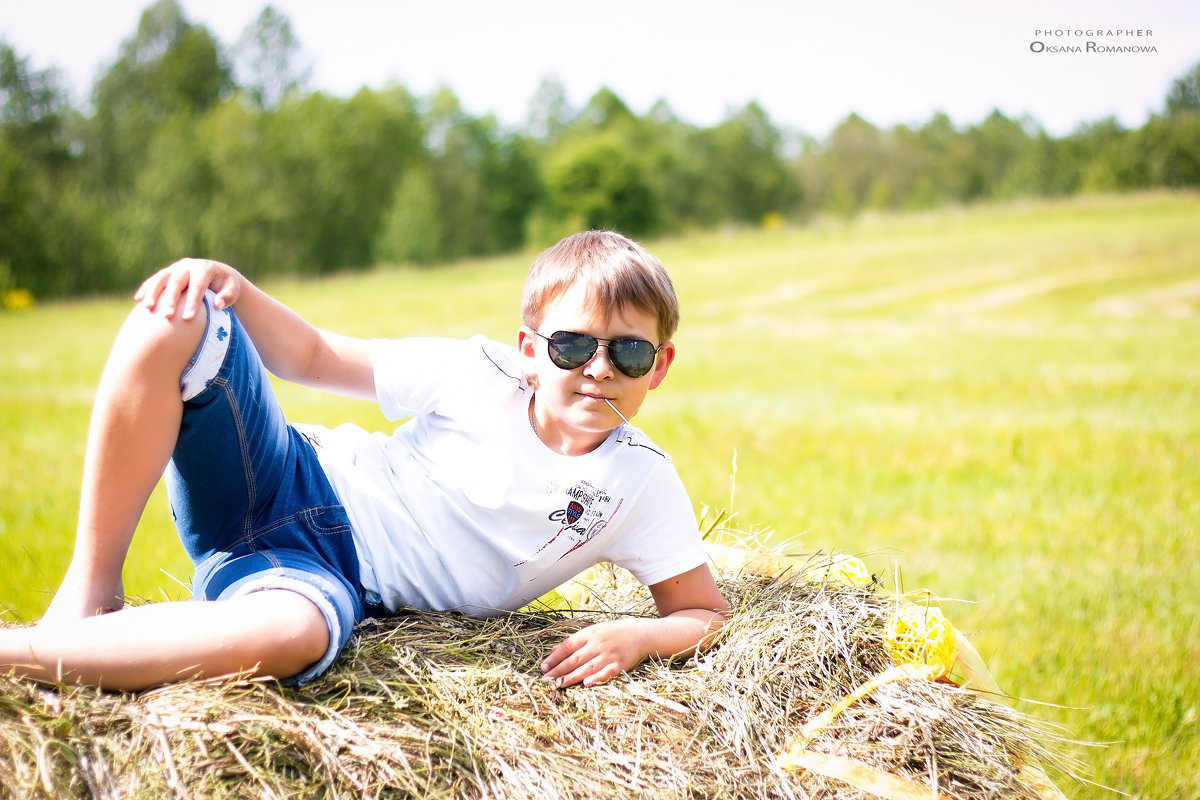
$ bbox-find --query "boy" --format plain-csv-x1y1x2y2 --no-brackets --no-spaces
1,231,727,691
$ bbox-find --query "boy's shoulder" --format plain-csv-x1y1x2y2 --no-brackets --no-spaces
609,424,674,464
373,334,523,382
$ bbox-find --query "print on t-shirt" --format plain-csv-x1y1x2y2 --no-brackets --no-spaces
515,479,622,568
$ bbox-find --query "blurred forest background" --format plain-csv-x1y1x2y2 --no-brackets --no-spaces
3,0,1200,301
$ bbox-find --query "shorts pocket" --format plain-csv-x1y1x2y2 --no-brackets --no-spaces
254,504,351,542
252,504,361,597
296,505,353,537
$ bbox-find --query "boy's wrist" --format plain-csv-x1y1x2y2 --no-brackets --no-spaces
635,613,706,662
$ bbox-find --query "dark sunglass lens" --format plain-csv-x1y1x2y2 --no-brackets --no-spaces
548,331,598,369
610,339,656,378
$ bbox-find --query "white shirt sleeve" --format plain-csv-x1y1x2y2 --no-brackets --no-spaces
371,335,524,421
601,455,708,587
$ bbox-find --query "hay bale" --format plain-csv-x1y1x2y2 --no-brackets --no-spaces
0,563,1081,799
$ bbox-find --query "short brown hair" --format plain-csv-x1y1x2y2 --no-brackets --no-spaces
521,231,680,343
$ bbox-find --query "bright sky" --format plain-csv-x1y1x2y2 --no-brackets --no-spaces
2,0,1198,137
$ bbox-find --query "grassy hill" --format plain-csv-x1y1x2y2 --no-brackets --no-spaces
2,191,1197,797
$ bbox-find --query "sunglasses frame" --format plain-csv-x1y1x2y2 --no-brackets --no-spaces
533,330,663,379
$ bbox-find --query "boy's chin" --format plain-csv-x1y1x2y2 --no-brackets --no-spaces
558,408,619,437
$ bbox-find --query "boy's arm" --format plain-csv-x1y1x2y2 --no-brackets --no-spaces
540,563,728,688
135,258,377,400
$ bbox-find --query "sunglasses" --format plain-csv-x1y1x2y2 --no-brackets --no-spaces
534,330,663,379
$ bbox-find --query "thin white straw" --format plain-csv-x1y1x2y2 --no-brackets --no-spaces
604,397,631,425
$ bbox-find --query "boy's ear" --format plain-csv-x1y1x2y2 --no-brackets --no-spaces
516,327,541,391
517,327,537,359
647,341,676,390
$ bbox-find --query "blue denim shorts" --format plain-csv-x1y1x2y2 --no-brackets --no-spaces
164,292,365,685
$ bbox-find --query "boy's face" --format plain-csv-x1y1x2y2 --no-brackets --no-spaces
518,283,675,456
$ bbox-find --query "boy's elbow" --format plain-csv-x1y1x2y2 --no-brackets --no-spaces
691,605,727,646
706,595,730,627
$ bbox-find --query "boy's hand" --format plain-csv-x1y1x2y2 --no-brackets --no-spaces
134,258,245,321
540,619,646,688
40,565,124,625
541,564,728,688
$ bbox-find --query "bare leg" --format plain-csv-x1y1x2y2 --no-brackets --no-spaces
41,299,206,622
2,589,329,691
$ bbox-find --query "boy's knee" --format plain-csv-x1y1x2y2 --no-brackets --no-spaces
112,301,209,375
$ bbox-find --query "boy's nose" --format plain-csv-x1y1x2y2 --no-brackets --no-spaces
582,343,617,379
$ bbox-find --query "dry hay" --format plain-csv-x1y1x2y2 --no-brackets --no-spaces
0,559,1083,799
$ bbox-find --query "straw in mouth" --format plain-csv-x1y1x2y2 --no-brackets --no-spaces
604,397,630,425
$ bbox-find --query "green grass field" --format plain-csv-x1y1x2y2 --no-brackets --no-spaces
2,192,1197,797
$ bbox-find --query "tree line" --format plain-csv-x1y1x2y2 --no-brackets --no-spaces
3,0,1199,300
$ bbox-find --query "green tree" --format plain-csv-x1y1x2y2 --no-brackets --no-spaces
425,89,541,259
0,42,114,297
233,5,310,111
0,137,48,293
525,76,574,142
536,87,722,236
1068,117,1131,192
881,122,935,209
117,84,426,278
1165,60,1200,116
376,166,443,265
264,87,425,272
911,113,986,205
547,134,658,236
88,0,232,194
967,110,1036,199
700,102,798,223
0,44,59,294
574,87,636,132
115,114,214,278
0,43,70,167
810,113,889,215
633,101,713,230
1133,114,1200,188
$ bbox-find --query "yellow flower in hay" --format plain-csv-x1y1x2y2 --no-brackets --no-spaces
803,554,871,587
884,603,957,679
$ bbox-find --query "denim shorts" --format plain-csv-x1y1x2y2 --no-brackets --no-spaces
164,292,365,685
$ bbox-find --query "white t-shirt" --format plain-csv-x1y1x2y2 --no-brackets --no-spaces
294,335,706,617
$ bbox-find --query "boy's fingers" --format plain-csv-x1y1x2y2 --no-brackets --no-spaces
157,262,194,318
581,661,621,687
212,283,234,311
181,264,210,321
542,637,600,684
167,258,211,319
540,637,579,675
212,271,241,311
552,657,619,689
135,269,167,308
